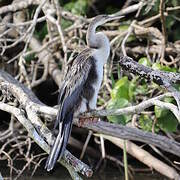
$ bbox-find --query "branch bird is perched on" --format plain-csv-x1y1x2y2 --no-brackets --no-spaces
45,14,123,171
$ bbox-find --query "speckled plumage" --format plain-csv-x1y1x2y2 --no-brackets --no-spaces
58,48,98,115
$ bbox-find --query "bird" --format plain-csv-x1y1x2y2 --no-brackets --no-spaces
45,14,123,171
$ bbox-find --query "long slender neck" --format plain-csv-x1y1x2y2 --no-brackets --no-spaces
86,22,110,63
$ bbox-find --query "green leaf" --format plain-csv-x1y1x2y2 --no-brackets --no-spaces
166,16,175,30
64,2,74,11
24,52,35,63
105,6,119,14
171,0,179,6
64,0,87,15
111,76,132,101
161,66,176,72
155,106,178,132
127,35,136,42
173,27,180,41
110,73,115,89
129,80,136,100
152,62,176,72
34,24,47,41
61,18,73,29
107,98,131,125
118,24,129,31
139,115,159,132
138,57,151,67
134,84,148,95
152,62,162,70
151,0,160,13
97,98,104,106
117,64,121,80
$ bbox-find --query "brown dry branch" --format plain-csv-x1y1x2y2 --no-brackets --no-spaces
1,68,180,179
0,0,40,15
10,0,63,87
100,135,180,180
126,43,180,58
0,70,92,179
1,70,180,156
159,0,167,62
81,93,180,122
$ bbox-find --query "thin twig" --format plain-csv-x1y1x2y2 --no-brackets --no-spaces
159,0,167,62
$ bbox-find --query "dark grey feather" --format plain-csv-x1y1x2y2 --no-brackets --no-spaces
45,48,98,171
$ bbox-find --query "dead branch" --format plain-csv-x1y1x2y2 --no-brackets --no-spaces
0,70,92,179
119,56,180,111
101,135,180,180
0,0,39,15
1,70,180,158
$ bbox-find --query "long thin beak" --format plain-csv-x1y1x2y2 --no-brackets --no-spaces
107,15,124,21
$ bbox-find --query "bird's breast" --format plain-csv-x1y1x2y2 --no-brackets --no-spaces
87,58,104,109
93,59,104,90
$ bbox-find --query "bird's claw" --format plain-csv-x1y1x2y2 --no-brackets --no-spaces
78,117,99,127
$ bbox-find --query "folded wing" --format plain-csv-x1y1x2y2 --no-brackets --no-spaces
45,49,93,171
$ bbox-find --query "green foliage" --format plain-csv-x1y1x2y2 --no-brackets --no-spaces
152,62,176,72
139,115,159,132
154,97,178,132
61,18,73,29
34,24,48,41
108,55,179,133
118,24,129,31
151,0,160,13
152,63,177,72
107,98,131,125
133,83,178,133
152,62,162,70
64,0,88,15
107,76,134,124
155,106,178,132
118,24,136,43
24,52,35,63
134,83,148,95
110,73,116,89
141,0,180,41
105,6,119,14
138,57,151,67
110,76,134,101
137,58,178,132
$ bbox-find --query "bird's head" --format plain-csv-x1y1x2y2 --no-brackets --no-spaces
91,14,123,27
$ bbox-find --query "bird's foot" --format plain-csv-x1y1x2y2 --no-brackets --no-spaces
78,117,99,127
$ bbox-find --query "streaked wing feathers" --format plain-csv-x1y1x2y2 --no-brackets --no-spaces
54,48,93,128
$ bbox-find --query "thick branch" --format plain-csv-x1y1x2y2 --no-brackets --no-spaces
101,135,180,180
119,56,180,84
0,70,92,177
119,56,180,110
80,93,180,122
1,70,180,158
73,120,180,157
0,0,40,15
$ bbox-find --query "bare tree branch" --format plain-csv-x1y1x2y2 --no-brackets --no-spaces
1,70,180,159
0,70,93,178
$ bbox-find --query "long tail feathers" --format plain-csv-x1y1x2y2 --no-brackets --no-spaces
45,112,73,171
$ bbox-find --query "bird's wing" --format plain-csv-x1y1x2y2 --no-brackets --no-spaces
54,48,93,129
45,48,94,171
